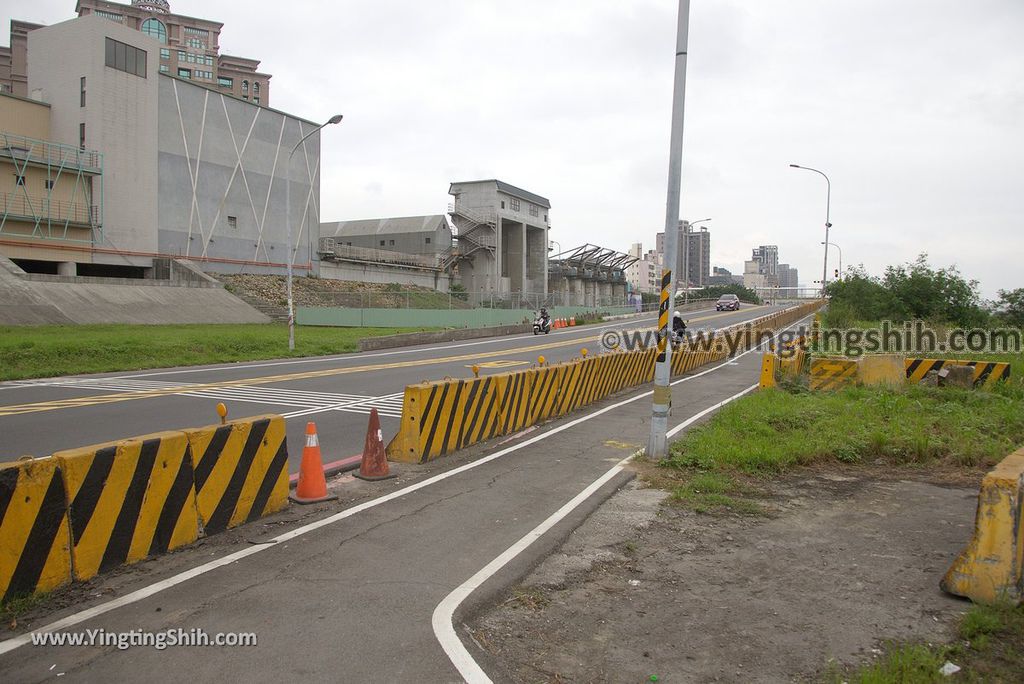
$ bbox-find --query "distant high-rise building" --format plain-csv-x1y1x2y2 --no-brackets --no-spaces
1,0,272,105
677,220,711,287
625,242,661,294
778,263,799,289
751,245,779,276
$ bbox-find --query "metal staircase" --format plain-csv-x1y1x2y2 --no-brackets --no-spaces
444,203,498,270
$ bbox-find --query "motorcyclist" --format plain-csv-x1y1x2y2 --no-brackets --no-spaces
672,310,687,342
539,307,550,325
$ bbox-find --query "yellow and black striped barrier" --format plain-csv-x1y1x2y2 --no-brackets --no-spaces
54,432,200,582
1,414,292,604
186,416,289,536
809,358,859,391
0,457,73,603
386,299,826,463
905,359,1011,388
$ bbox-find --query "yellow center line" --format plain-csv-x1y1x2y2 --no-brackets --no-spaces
0,307,771,417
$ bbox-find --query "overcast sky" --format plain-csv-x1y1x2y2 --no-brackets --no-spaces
7,1,1022,297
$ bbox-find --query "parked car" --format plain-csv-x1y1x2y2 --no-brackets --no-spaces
715,294,740,311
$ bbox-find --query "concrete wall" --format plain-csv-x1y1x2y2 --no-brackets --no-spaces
157,75,320,275
318,260,450,291
298,304,634,328
28,15,159,267
0,256,269,325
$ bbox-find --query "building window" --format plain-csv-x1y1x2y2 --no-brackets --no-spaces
510,198,521,212
159,65,169,73
79,123,86,149
160,48,170,60
253,82,260,95
379,240,385,247
177,51,187,62
80,76,86,107
242,80,249,94
141,18,167,44
94,10,123,23
425,237,431,244
529,203,539,217
184,27,208,37
389,240,395,246
14,175,25,186
227,216,237,230
500,201,505,209
186,37,206,49
105,38,147,78
253,96,260,105
178,68,191,78
218,76,233,88
45,179,55,190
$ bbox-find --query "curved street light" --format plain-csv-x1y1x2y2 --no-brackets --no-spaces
285,114,343,351
789,163,831,297
681,217,710,304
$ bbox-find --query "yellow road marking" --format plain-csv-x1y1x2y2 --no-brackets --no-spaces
466,360,529,369
0,306,771,418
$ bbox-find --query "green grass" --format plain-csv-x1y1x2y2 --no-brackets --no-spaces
0,323,436,380
666,381,1024,476
669,471,763,514
825,602,1024,683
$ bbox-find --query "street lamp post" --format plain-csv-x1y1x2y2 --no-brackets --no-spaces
789,164,831,297
821,241,842,280
681,217,710,305
285,114,343,351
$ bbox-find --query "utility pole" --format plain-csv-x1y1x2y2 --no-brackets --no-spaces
648,0,690,460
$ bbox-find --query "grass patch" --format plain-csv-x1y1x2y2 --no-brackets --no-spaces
825,602,1024,683
0,323,437,380
669,471,763,514
666,380,1024,476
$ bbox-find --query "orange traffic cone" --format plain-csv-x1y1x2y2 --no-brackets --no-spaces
569,316,576,326
289,422,337,504
354,408,396,481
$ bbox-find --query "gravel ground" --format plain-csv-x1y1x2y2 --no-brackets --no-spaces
471,471,978,683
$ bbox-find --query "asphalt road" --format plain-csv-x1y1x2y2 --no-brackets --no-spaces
0,305,780,472
0,305,793,682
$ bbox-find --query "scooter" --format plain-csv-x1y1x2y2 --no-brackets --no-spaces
533,315,551,335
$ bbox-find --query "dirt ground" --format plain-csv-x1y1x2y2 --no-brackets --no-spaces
470,469,980,683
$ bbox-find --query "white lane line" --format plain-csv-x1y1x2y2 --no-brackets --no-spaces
0,308,803,658
431,381,764,684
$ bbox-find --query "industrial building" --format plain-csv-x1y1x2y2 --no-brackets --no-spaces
447,179,550,303
0,14,321,278
1,0,271,106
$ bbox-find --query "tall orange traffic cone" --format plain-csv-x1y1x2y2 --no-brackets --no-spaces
354,409,396,481
569,316,576,326
289,422,337,504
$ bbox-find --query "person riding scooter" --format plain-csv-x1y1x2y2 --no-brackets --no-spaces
671,310,687,344
533,307,552,335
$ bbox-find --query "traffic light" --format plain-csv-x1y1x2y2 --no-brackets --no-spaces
834,269,840,279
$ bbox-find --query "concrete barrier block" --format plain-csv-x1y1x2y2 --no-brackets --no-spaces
859,354,904,387
0,457,72,603
809,358,859,391
54,432,199,582
941,447,1024,605
185,416,289,536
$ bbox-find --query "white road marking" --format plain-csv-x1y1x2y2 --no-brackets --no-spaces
430,313,817,683
0,308,810,660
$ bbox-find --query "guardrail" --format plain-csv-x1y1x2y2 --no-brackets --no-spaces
0,414,289,604
386,301,824,463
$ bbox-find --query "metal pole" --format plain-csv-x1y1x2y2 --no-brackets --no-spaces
286,114,343,351
648,0,690,460
790,164,831,297
682,220,689,305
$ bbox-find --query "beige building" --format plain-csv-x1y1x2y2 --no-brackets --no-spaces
1,0,271,106
0,91,103,272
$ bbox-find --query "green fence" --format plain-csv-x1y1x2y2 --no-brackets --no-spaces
297,305,637,328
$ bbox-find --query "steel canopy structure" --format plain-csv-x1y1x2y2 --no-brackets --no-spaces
548,243,638,284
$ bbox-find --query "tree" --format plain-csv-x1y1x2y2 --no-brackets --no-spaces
881,254,988,327
994,288,1024,327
